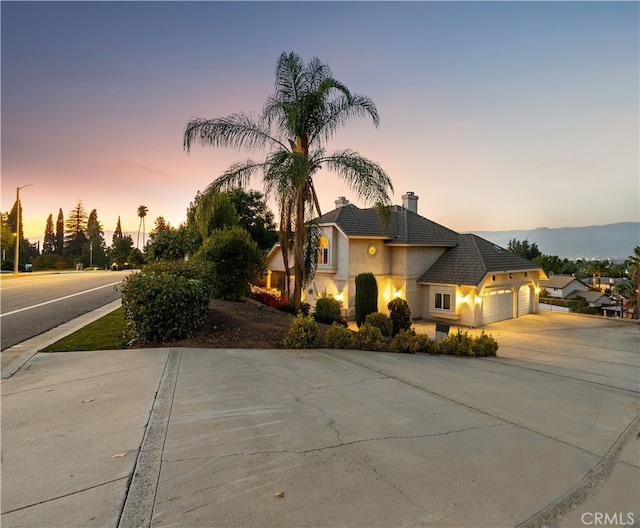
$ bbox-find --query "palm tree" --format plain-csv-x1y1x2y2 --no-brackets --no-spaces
184,52,393,310
137,205,148,249
626,246,640,318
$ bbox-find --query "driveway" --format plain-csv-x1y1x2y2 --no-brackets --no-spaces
1,311,638,527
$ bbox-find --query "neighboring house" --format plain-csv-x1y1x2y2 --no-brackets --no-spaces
539,276,588,298
566,290,613,308
264,192,545,327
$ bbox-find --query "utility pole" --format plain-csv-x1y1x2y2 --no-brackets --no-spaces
13,184,34,275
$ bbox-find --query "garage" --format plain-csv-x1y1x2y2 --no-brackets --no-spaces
482,289,513,325
518,285,531,316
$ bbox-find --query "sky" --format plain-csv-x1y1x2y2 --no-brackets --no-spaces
2,1,639,243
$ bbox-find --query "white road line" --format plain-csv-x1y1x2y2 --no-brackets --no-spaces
0,282,121,318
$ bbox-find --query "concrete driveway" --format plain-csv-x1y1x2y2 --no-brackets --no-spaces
1,311,638,527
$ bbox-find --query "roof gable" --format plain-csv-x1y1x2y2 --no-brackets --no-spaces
540,276,587,289
418,234,542,286
317,204,459,246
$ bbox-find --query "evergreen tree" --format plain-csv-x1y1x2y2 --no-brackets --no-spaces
86,209,107,267
64,200,88,258
43,214,56,254
7,199,23,241
55,208,65,255
1,212,14,262
113,216,123,244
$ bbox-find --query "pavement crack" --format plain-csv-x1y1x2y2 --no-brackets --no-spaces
1,476,128,516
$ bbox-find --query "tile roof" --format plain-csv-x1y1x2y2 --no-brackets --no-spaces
318,204,459,246
418,234,542,286
566,290,611,303
540,275,587,289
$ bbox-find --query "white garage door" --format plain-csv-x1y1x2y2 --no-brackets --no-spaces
482,289,513,325
518,286,531,316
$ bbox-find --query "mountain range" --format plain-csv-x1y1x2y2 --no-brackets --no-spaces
469,222,639,261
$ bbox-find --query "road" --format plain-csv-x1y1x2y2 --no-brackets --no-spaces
0,270,132,351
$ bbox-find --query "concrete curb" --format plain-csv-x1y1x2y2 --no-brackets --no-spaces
0,299,122,381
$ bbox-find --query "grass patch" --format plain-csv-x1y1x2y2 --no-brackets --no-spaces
42,307,128,352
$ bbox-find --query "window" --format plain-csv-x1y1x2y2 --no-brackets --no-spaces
318,236,329,265
435,292,451,310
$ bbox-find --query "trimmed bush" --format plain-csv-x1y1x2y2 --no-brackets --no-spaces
416,334,439,354
388,298,412,336
280,300,311,316
195,226,265,301
355,273,378,327
390,329,419,354
314,297,344,325
354,324,386,352
283,314,318,349
364,312,393,338
438,330,474,356
325,323,355,349
472,332,499,357
120,261,214,343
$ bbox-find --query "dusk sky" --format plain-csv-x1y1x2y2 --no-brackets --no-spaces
2,1,638,242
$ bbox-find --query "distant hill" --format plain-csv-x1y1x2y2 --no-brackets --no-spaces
469,222,639,260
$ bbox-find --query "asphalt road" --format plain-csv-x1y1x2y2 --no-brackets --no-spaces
0,270,132,351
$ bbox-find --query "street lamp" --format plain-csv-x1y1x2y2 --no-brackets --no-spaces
13,184,35,275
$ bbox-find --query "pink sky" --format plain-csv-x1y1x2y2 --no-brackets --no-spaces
2,2,638,242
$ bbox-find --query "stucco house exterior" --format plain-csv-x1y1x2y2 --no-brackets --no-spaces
264,193,546,327
539,276,589,298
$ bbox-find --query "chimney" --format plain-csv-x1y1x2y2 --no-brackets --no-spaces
335,196,349,208
402,192,418,214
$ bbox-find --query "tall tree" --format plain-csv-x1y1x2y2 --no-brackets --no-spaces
64,200,89,258
113,216,124,244
86,209,107,267
137,205,148,249
55,208,65,255
184,51,393,310
1,212,13,262
43,214,56,254
507,238,541,261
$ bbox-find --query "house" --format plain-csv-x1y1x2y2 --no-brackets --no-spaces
539,276,589,298
264,192,546,327
566,290,613,309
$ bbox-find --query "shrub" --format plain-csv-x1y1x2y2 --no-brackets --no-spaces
353,324,386,352
416,334,439,355
325,323,355,349
280,300,310,316
390,329,419,354
120,261,213,343
251,289,286,309
283,314,318,349
472,332,499,357
32,254,72,271
355,273,378,327
364,312,393,338
314,297,344,325
388,298,412,336
195,226,265,301
438,330,474,356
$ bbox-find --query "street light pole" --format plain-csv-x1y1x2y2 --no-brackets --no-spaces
13,184,34,275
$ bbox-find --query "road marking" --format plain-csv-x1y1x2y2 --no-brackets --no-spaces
0,282,121,318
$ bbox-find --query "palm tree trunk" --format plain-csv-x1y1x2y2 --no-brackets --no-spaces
293,187,306,312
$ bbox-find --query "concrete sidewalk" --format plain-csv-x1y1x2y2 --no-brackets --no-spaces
1,312,639,527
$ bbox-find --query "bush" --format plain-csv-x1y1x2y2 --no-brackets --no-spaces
472,332,499,357
283,314,318,349
390,329,419,354
314,297,345,325
325,323,355,349
355,273,378,327
195,226,265,301
353,324,386,352
416,334,439,354
251,289,286,309
438,330,474,356
120,261,214,343
388,298,412,336
32,254,72,271
364,312,393,338
280,300,310,316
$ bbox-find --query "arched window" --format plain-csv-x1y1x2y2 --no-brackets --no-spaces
318,236,329,265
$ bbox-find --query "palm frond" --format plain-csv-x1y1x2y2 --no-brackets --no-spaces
184,113,284,153
207,159,270,193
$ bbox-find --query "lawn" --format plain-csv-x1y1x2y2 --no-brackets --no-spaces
42,307,128,352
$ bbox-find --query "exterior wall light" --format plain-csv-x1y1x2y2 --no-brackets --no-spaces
335,292,343,301
393,289,402,298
